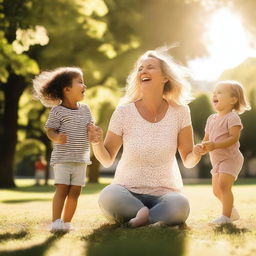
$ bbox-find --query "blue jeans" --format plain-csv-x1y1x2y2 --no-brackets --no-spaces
98,184,190,225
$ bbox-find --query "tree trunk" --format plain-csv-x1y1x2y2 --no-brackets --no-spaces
0,74,26,188
88,155,100,183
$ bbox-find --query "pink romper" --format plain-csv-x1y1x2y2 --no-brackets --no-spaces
205,111,244,180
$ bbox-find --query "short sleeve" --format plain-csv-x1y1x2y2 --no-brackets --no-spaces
204,115,213,134
179,105,192,131
84,105,95,124
45,108,61,130
108,106,124,136
227,113,243,130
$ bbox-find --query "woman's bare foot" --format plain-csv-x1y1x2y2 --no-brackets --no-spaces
128,207,149,228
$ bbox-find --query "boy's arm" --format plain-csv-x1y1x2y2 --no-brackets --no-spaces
45,128,67,144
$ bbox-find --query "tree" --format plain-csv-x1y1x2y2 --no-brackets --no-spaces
0,0,117,187
0,0,40,187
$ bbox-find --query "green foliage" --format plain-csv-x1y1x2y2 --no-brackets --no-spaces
15,138,45,176
190,94,213,139
220,57,256,96
0,32,39,82
85,80,121,129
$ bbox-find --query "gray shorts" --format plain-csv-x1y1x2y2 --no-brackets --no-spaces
53,163,87,187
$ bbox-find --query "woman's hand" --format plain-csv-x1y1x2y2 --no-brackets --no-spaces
87,123,103,145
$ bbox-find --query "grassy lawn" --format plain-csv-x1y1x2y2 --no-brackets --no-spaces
0,178,256,256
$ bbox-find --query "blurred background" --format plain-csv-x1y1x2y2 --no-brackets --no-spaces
0,0,256,188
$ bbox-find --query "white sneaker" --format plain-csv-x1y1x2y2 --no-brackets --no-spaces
50,219,65,232
209,215,232,225
230,207,240,221
63,222,75,231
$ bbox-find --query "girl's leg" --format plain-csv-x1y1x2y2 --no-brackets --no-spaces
63,185,82,222
212,174,222,202
149,192,190,225
98,184,145,223
218,173,235,218
52,184,69,221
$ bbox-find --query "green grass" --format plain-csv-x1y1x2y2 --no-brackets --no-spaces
0,178,256,256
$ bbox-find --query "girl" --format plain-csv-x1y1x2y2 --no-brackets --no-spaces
195,80,250,225
33,67,93,231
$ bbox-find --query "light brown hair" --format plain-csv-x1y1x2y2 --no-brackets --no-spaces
217,80,251,114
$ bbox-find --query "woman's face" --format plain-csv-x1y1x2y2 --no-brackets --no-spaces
137,57,167,94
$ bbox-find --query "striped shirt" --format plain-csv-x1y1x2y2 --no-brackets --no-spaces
45,103,93,165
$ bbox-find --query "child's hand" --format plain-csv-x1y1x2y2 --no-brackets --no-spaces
202,141,216,151
193,144,208,156
87,123,103,145
55,133,67,144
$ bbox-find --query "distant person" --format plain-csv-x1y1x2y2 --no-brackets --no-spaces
34,155,47,186
33,67,94,232
88,48,202,227
194,80,251,225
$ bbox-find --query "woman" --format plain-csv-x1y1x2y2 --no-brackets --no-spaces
88,48,201,227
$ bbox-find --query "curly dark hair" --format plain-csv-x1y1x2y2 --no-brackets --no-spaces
33,67,83,107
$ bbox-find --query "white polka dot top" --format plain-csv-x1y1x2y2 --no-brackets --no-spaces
108,102,192,196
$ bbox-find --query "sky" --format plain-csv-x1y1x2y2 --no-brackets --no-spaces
188,8,256,82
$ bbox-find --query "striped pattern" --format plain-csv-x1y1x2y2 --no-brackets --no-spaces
45,104,93,165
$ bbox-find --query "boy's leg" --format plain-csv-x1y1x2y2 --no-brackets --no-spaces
63,185,82,222
218,173,235,218
52,184,69,221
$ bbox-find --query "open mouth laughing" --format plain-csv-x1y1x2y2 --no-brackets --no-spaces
141,77,151,82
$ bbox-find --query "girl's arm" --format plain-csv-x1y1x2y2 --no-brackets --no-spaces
202,133,209,142
203,126,241,151
178,125,202,168
45,128,67,144
88,125,123,168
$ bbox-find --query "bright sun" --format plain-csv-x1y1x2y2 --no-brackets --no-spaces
188,8,256,81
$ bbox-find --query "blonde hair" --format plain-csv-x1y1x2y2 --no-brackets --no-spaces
33,67,82,107
121,47,193,106
217,80,251,114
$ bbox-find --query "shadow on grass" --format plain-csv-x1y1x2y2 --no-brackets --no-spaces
1,198,51,204
0,232,66,256
5,182,110,195
0,231,29,243
214,223,250,234
184,178,256,186
82,223,187,256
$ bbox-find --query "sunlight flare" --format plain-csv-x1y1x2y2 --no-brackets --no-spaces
188,8,256,81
